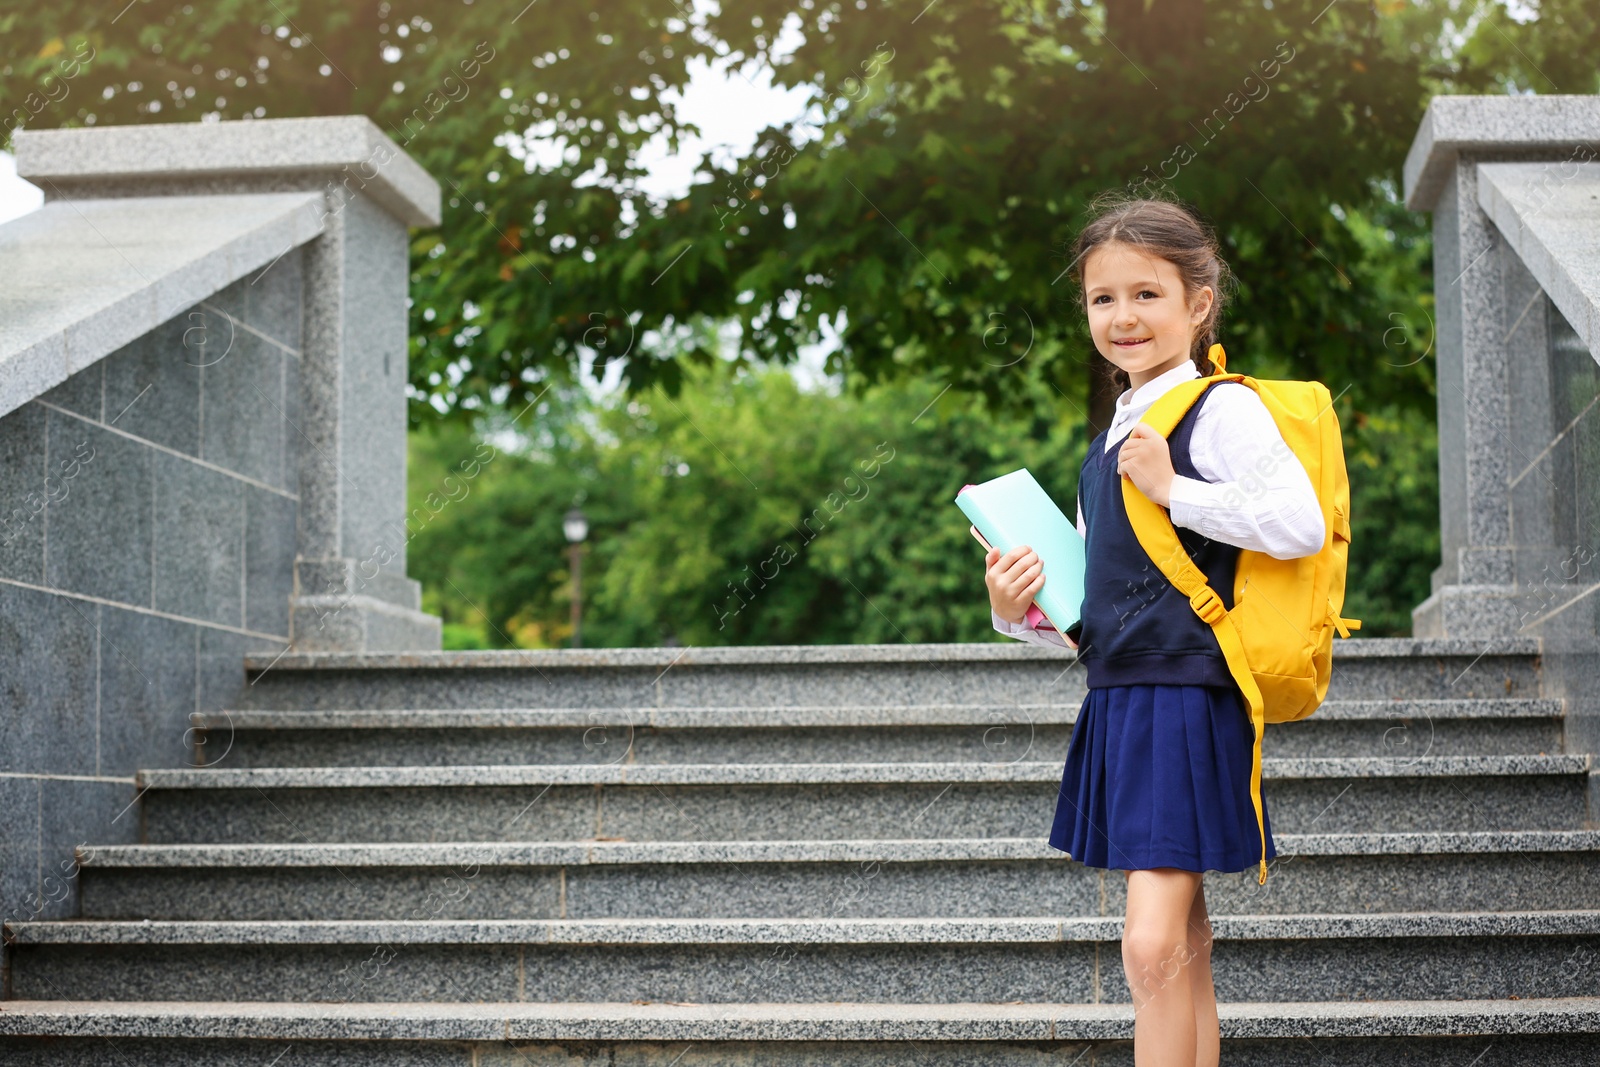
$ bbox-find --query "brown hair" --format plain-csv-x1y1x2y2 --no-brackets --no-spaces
1065,189,1236,397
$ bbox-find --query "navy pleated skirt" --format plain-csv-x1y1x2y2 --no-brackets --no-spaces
1048,682,1277,873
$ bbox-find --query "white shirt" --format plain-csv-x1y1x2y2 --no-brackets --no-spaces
992,359,1326,648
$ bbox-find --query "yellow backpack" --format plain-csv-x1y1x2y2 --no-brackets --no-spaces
1121,343,1362,885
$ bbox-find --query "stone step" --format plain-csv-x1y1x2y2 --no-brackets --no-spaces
73,831,1600,921
8,911,1600,1004
136,754,1592,843
1,997,1598,1065
231,638,1545,712
188,697,1570,766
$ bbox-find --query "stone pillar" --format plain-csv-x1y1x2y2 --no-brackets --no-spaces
16,116,442,650
1402,96,1600,639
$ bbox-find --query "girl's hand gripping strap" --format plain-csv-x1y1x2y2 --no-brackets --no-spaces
1117,354,1273,885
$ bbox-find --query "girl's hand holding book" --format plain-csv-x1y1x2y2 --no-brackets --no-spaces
985,545,1044,624
984,546,1079,649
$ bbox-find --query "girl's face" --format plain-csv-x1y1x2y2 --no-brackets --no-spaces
1082,241,1213,386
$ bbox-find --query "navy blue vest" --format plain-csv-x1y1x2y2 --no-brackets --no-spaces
1075,385,1240,688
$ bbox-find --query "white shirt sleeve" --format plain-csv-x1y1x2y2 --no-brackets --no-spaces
1165,383,1326,559
992,609,1073,648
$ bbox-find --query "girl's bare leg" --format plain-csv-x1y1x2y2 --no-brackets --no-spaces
1122,867,1203,1067
1186,877,1219,1067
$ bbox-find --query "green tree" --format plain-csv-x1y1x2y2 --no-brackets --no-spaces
408,351,1090,647
3,0,1552,434
408,347,1421,647
15,0,1561,638
1452,0,1599,97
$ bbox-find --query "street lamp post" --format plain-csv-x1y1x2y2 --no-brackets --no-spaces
563,506,588,648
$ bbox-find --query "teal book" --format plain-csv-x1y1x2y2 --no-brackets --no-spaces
956,469,1086,639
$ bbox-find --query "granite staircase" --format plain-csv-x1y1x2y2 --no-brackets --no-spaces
3,637,1599,1063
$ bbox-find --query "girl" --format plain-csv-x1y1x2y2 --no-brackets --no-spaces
983,193,1325,1067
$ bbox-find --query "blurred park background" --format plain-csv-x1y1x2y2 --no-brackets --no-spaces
3,0,1594,649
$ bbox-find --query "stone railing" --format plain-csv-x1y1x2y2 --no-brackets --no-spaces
0,116,441,924
1404,93,1600,787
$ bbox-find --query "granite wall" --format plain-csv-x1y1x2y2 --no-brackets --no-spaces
1510,273,1600,812
1459,205,1600,819
1401,96,1600,820
0,256,302,926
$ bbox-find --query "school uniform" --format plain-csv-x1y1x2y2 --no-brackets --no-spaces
993,359,1325,873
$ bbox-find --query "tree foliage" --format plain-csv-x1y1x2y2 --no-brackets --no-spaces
6,0,1589,642
405,355,1087,648
7,0,1583,431
409,354,1426,648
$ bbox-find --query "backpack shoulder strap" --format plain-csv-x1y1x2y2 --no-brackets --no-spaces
1120,471,1270,884
1118,346,1271,884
